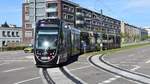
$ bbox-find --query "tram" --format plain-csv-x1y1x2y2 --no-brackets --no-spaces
34,18,80,67
80,31,102,52
33,18,118,68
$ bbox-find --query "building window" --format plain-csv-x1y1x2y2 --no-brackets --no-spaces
76,8,82,12
25,31,32,37
2,31,6,37
69,7,74,13
46,3,57,13
25,15,29,20
47,12,57,17
63,4,68,11
7,31,11,37
67,23,74,27
25,24,32,29
63,13,67,19
85,20,91,24
64,14,75,21
92,14,96,19
2,41,6,46
47,3,57,8
63,4,74,13
92,21,96,25
25,6,29,15
67,15,74,21
7,41,10,43
16,41,19,43
16,32,19,37
12,32,15,37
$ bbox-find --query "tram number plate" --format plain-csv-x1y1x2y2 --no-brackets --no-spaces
41,57,48,60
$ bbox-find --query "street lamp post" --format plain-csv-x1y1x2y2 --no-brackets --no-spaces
32,0,37,47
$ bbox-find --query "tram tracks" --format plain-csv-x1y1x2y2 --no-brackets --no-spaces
59,67,85,84
88,54,150,84
40,52,99,84
42,67,85,84
42,68,55,84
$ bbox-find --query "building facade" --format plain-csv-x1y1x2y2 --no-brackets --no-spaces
26,0,121,49
121,21,148,43
145,28,150,37
73,6,121,48
0,26,22,47
140,28,148,40
22,0,34,45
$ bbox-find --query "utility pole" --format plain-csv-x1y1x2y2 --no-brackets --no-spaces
32,0,36,47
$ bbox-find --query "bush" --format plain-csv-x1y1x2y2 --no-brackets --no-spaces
1,46,26,51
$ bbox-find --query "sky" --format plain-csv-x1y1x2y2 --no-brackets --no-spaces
0,0,23,27
0,0,150,28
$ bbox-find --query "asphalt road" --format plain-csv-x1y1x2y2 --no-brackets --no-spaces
103,45,150,74
66,53,137,84
0,51,43,84
65,45,150,84
1,45,150,84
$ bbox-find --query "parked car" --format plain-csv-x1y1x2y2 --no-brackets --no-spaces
24,46,33,53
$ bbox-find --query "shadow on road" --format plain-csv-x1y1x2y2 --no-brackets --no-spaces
59,54,80,67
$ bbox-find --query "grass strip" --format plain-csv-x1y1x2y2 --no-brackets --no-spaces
97,42,150,56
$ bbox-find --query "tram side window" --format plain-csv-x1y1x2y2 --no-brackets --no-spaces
74,33,77,48
73,33,77,51
71,32,74,51
67,30,71,45
71,33,74,46
73,32,80,50
64,29,68,48
75,33,80,49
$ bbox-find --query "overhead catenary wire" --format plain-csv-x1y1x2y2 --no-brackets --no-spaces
94,0,126,22
94,0,114,14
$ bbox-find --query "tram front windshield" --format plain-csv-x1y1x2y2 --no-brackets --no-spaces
36,30,58,50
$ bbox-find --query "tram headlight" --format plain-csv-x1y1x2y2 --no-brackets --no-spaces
43,41,49,49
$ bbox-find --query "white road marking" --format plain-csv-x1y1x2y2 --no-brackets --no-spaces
119,61,133,64
97,62,140,84
1,60,32,62
14,77,40,84
3,67,25,73
114,64,130,67
128,54,134,57
25,56,34,59
74,62,89,64
131,65,140,71
109,77,117,81
70,65,91,71
98,65,140,84
145,60,150,63
103,80,111,83
115,75,121,78
98,76,120,84
0,62,9,66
